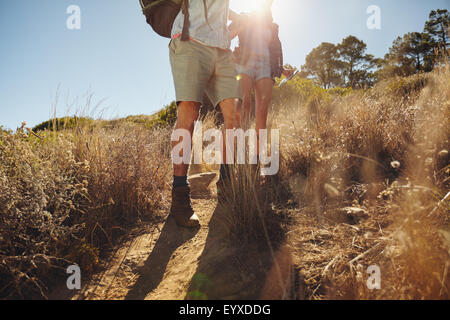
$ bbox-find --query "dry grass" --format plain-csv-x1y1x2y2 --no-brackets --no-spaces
0,119,172,299
267,66,449,299
1,64,448,300
200,66,448,300
216,164,286,246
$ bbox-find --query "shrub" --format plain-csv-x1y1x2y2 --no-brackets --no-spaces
0,120,172,299
0,129,90,298
327,87,353,96
146,101,178,129
381,72,430,97
32,117,94,132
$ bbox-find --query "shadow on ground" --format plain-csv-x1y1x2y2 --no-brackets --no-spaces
184,205,299,300
125,217,199,300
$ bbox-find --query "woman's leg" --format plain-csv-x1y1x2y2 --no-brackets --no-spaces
239,74,254,130
254,78,274,155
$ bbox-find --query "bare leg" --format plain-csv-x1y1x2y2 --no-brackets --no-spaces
172,101,201,177
239,74,254,130
218,98,240,165
254,78,274,155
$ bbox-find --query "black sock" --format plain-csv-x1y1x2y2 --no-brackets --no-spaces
173,175,188,188
220,164,231,181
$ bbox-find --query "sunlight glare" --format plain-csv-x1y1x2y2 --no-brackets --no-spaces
230,0,275,14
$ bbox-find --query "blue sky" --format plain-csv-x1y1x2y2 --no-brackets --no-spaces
0,0,448,130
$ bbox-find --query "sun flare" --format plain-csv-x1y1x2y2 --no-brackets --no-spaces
230,0,275,14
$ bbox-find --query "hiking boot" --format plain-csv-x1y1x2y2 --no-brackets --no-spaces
170,185,200,228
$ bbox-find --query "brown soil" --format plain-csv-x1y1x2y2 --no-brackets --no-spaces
54,172,296,300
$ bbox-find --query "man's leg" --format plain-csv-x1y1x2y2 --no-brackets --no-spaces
169,36,216,228
214,98,239,182
172,101,201,178
206,49,242,185
219,98,241,160
170,101,202,228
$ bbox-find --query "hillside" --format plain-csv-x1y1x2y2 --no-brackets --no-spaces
0,66,449,300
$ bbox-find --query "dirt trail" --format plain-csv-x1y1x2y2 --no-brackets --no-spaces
63,172,293,300
71,198,215,300
70,174,217,300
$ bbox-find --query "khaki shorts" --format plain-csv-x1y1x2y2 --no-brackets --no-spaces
169,38,241,107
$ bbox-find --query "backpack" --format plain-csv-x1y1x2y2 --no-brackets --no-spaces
269,24,283,79
139,0,189,40
140,0,210,41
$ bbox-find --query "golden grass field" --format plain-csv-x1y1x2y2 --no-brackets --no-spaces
0,65,448,300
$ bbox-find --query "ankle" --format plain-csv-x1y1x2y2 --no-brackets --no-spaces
173,175,188,188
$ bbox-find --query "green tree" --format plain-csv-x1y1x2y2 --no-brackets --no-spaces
380,32,434,78
302,42,344,89
338,36,375,88
424,9,450,52
424,9,450,67
404,32,433,71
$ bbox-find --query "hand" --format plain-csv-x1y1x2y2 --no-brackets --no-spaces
282,69,295,78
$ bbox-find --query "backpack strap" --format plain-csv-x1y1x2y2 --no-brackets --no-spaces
181,0,190,41
180,0,212,41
